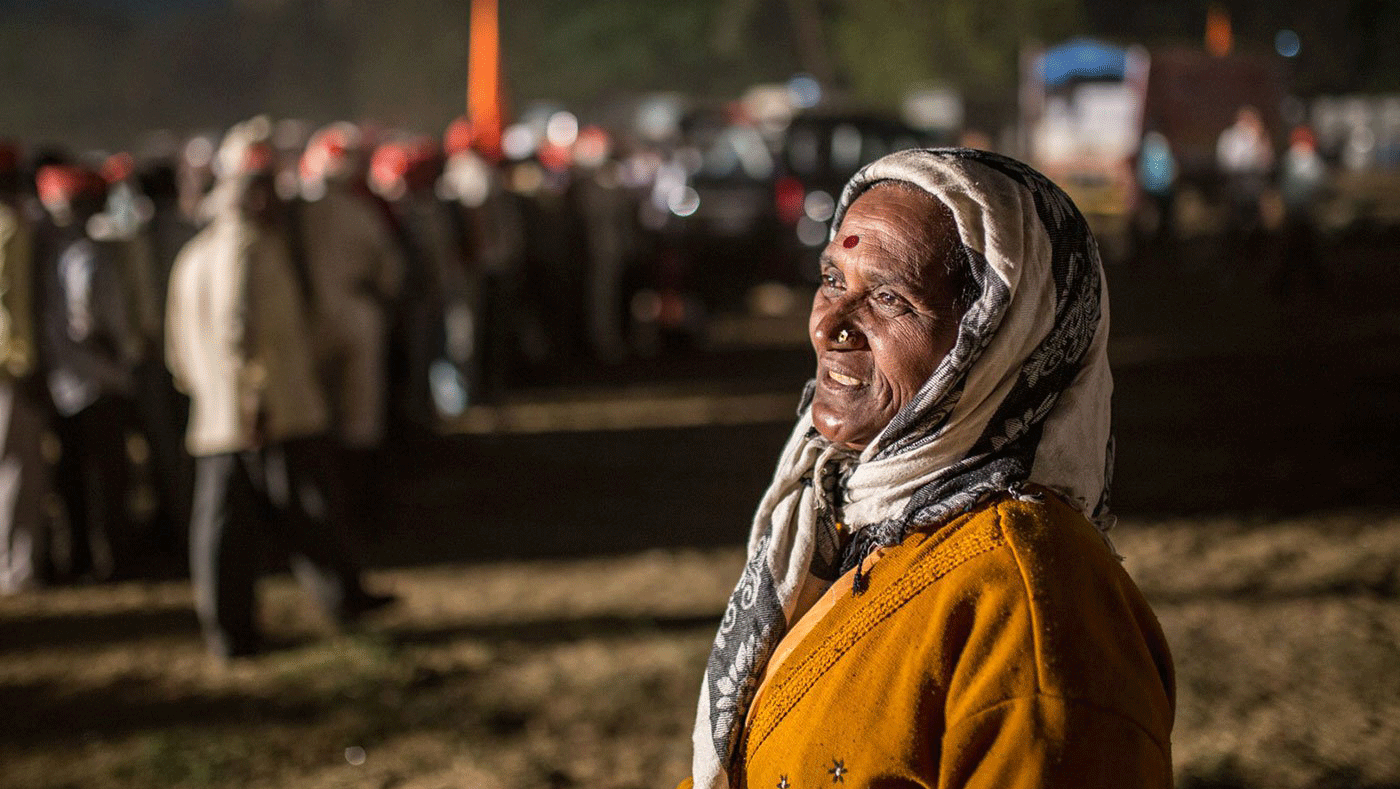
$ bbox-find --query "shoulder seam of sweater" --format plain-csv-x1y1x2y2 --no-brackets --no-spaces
945,691,1174,761
744,502,1008,760
1000,498,1046,694
992,498,1174,759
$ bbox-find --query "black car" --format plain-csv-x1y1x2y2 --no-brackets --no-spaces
660,112,790,317
653,110,938,323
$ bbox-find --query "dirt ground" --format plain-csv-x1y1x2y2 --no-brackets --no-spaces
6,237,1400,788
3,507,1399,789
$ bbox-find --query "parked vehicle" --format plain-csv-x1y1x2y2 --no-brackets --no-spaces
1020,37,1288,258
775,111,939,280
663,111,787,315
647,108,939,331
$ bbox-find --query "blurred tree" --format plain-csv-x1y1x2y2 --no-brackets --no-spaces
500,0,799,109
782,0,839,85
339,0,471,133
1344,0,1400,93
1080,0,1400,94
829,0,1084,106
260,0,356,125
0,0,1396,152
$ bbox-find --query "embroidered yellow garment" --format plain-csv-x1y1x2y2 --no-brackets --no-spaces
679,490,1174,788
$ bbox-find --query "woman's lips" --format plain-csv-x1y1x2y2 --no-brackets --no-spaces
827,369,865,387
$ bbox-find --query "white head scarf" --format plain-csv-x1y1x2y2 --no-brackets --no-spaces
691,148,1115,788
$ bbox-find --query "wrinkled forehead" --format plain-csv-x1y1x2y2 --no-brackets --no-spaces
835,180,958,252
831,150,1032,264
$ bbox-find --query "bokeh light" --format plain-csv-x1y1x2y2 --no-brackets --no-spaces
501,122,537,160
667,185,700,217
787,74,822,109
544,111,579,148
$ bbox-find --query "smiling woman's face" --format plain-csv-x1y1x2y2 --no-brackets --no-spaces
808,183,967,450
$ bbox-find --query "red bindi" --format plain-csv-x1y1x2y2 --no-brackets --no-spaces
843,235,860,248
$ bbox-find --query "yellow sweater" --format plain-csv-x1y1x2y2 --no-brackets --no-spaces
684,490,1174,789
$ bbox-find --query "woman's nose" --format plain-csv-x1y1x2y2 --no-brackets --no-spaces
813,303,865,349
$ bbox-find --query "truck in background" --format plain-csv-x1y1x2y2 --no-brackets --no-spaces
1019,38,1287,259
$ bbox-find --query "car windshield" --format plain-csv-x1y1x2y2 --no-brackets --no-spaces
785,119,931,179
698,125,774,181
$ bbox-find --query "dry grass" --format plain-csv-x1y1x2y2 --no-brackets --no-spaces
2,511,1399,789
1123,511,1400,788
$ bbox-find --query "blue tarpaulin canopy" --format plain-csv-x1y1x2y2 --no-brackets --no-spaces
1039,38,1129,87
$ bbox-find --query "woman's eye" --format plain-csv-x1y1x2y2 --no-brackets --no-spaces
820,273,842,289
874,291,905,309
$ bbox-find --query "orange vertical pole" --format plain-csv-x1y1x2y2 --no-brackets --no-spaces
1206,5,1233,57
468,0,503,161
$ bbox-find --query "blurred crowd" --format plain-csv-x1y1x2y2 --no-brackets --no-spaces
0,88,1353,656
1,110,727,654
1213,106,1329,292
1129,104,1332,294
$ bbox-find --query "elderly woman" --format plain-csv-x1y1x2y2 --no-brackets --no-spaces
684,149,1174,788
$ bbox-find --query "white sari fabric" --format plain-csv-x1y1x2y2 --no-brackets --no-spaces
691,148,1115,788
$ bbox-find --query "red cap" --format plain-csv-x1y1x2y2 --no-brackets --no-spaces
36,164,107,206
536,141,572,172
369,142,409,194
300,123,357,182
241,141,276,175
1290,125,1317,149
444,117,476,157
573,125,612,165
101,151,134,184
370,137,441,195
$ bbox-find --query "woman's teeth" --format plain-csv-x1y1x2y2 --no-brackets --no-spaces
829,371,862,386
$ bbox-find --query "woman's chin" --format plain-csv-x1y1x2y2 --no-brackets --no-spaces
811,406,872,451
